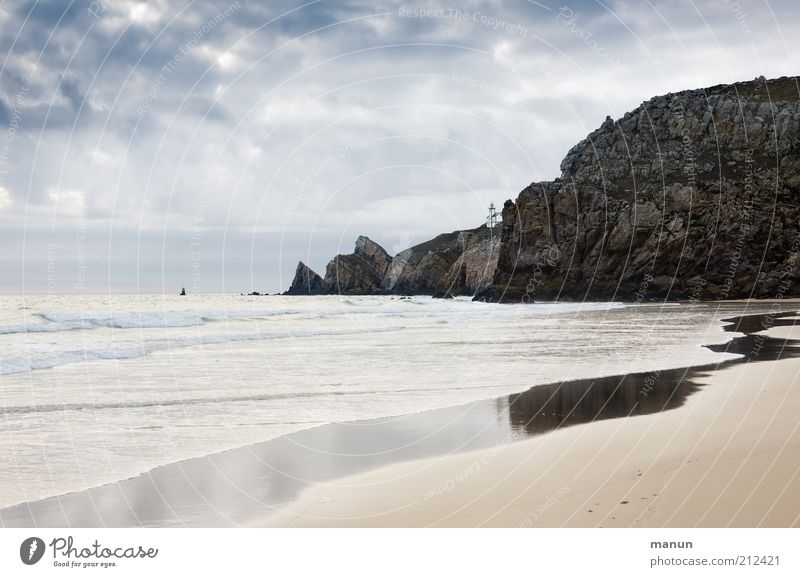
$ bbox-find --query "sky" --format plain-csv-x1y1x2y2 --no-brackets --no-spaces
0,0,796,294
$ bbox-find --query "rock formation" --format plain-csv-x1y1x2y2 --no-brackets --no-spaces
326,236,392,294
287,76,800,302
285,228,499,296
284,261,326,295
480,75,800,301
383,227,499,296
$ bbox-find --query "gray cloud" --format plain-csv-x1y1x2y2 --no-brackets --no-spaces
0,0,797,293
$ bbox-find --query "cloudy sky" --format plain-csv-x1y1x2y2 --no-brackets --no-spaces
0,0,796,293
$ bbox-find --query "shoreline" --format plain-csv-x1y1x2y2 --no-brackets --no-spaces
1,307,797,527
262,314,800,527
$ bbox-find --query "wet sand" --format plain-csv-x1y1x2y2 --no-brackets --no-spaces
263,313,800,527
2,310,798,527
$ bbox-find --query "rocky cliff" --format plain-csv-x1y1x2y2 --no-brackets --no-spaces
287,76,800,302
383,227,499,296
480,75,800,301
285,227,499,296
325,236,392,294
284,261,326,295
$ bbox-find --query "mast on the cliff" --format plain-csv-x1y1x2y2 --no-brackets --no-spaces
486,202,499,239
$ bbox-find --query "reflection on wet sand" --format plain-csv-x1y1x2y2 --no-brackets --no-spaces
508,312,799,436
1,312,797,527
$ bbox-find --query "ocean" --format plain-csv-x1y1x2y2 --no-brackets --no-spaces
0,294,766,510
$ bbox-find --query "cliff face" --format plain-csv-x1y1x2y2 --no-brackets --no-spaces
286,76,800,302
481,75,800,302
384,228,499,296
326,236,392,294
285,227,499,296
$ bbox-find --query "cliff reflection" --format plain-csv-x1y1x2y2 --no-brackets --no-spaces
507,312,800,437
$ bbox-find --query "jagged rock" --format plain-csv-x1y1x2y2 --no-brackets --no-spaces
285,228,500,297
443,230,501,295
384,226,499,296
479,75,800,302
285,76,800,302
326,236,391,294
284,261,326,295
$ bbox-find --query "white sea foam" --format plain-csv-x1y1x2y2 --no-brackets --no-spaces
34,309,289,329
0,300,627,336
0,324,405,375
0,320,92,334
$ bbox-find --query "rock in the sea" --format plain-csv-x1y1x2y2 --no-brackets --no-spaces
326,236,392,294
284,261,326,295
284,229,499,296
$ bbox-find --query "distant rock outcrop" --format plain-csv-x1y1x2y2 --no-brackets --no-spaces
326,236,392,294
286,76,800,302
284,261,326,295
384,228,499,296
285,228,499,296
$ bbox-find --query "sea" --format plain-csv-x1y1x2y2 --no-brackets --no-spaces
0,294,774,510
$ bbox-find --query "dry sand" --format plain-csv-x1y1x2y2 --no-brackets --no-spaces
262,325,800,527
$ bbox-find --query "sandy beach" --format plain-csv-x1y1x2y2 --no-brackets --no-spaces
263,319,800,527
2,307,797,528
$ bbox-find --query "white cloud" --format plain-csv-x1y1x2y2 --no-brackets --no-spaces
0,187,12,211
128,1,164,27
47,189,86,216
0,0,797,292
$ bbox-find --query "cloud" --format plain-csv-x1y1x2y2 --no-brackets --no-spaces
48,188,86,216
0,0,797,292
